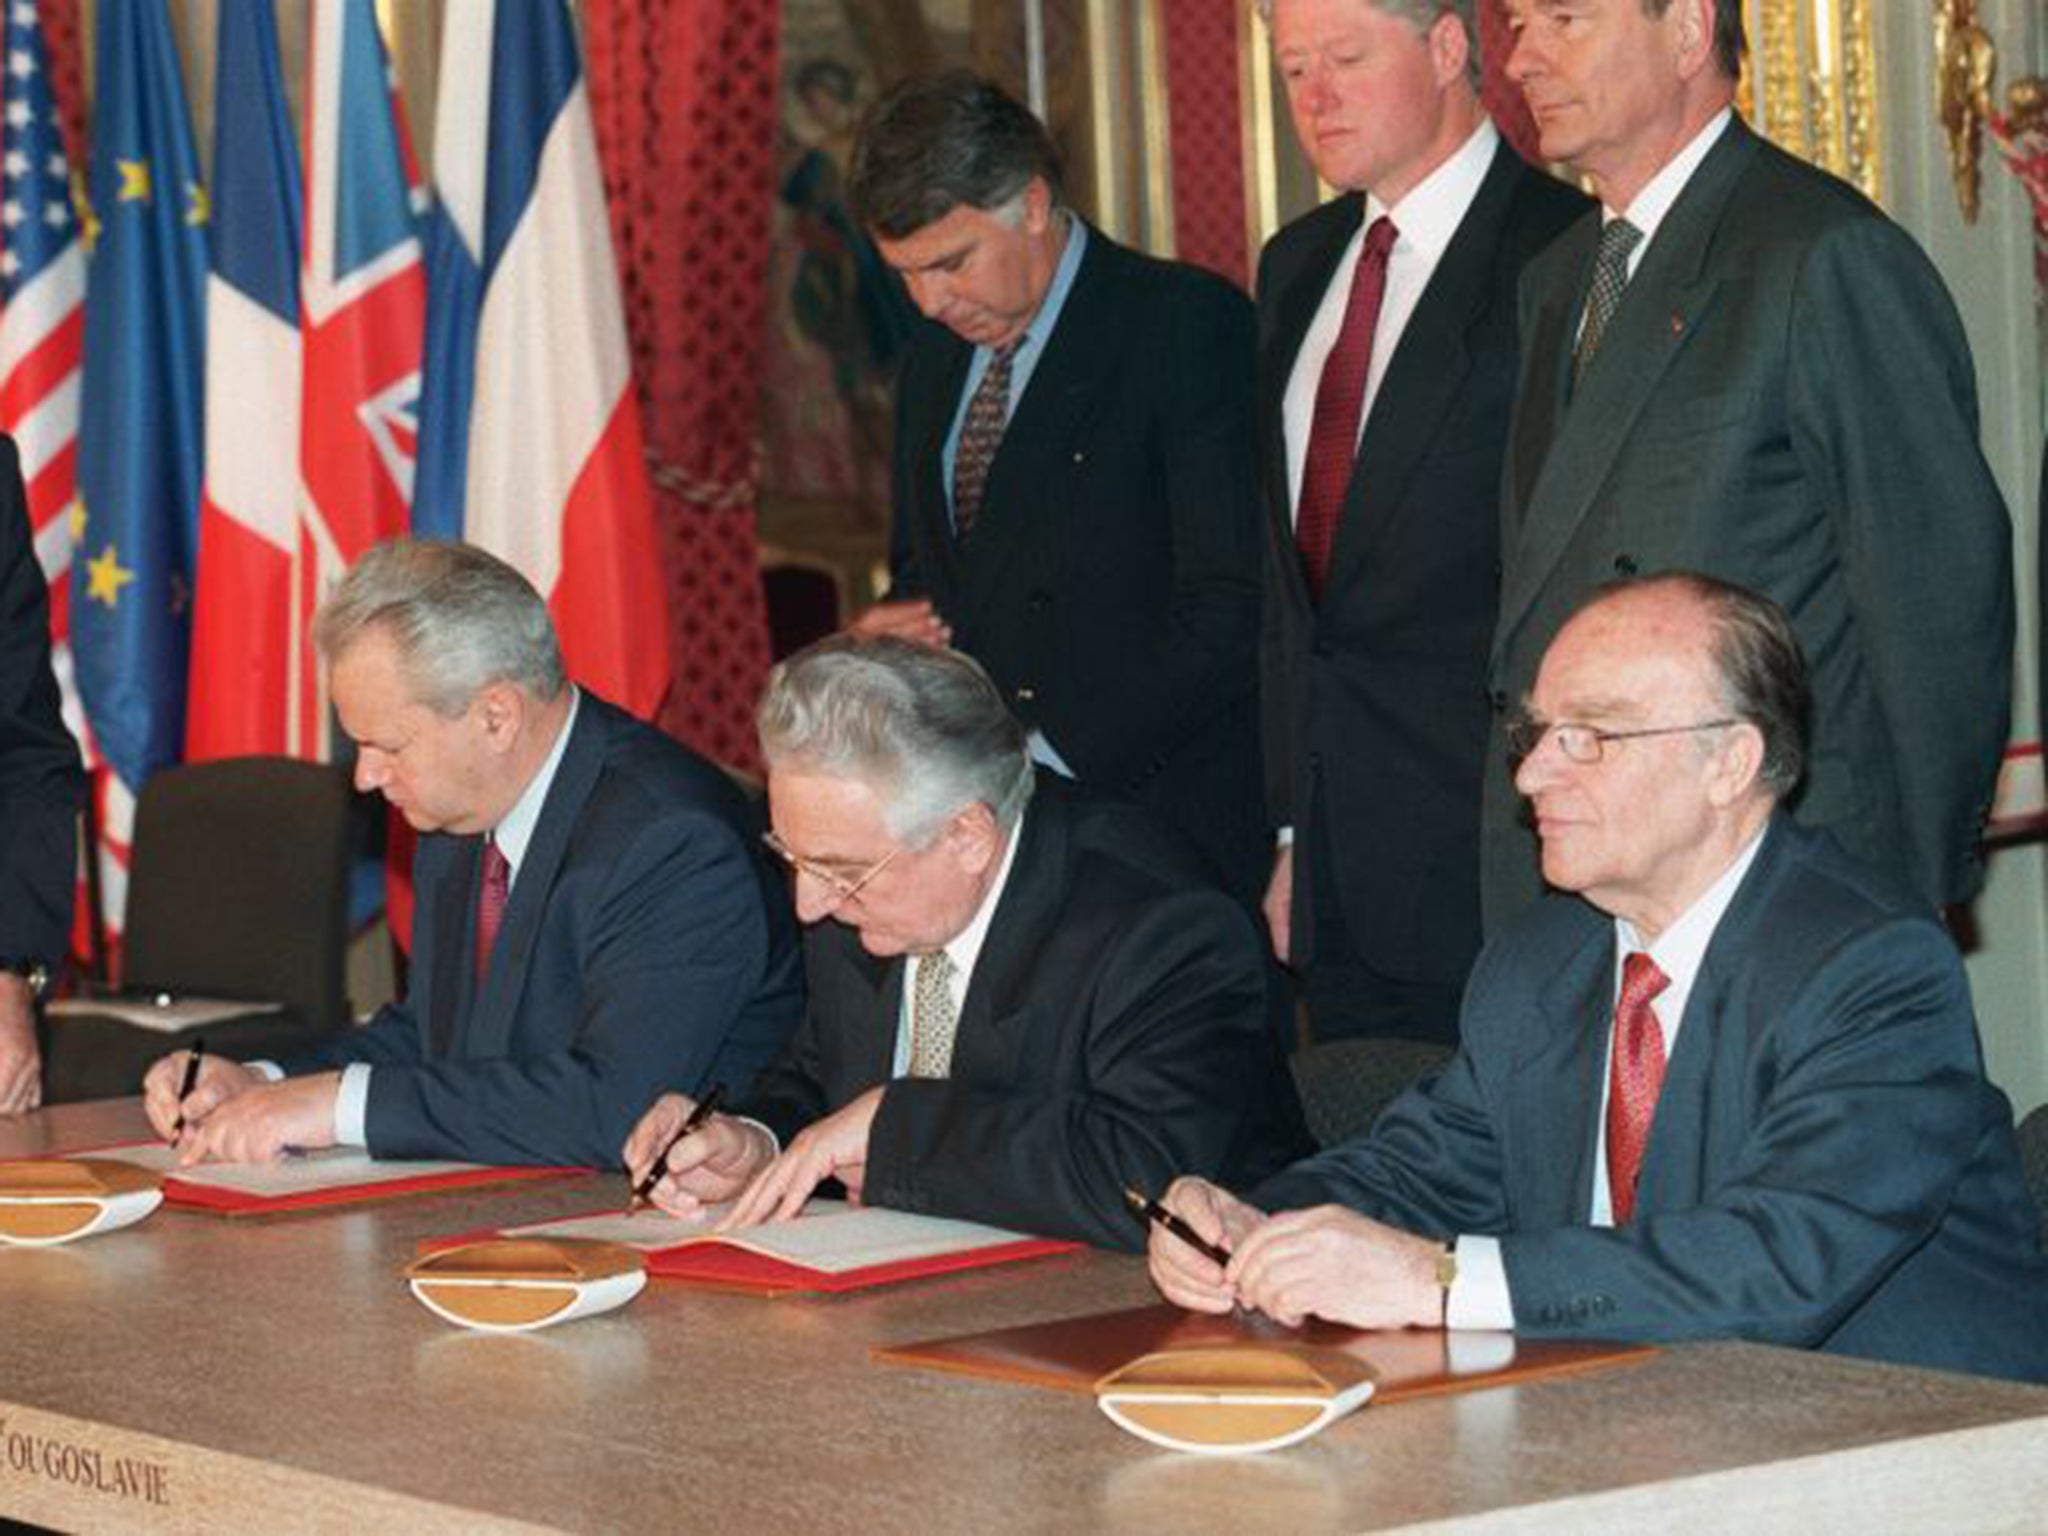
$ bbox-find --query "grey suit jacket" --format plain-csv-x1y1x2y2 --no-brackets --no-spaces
1257,818,2048,1383
1486,118,2012,926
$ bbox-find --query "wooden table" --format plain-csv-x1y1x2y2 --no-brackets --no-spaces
5,1100,2047,1533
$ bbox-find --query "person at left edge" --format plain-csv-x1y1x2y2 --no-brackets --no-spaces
141,539,804,1167
0,433,85,1116
622,635,1307,1250
844,70,1268,910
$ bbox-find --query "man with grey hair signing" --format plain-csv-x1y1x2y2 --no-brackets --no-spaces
143,539,804,1169
1148,574,2048,1382
623,636,1307,1251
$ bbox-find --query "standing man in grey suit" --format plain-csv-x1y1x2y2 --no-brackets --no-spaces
1149,576,2048,1384
844,71,1268,910
1485,0,2013,926
1255,0,1585,1044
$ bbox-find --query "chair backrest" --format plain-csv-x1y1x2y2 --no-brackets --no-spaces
1290,1037,1454,1149
121,756,355,1035
2017,1104,2048,1249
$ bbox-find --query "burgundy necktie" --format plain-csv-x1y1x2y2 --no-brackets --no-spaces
474,837,510,988
1295,214,1397,602
1606,951,1670,1225
951,340,1022,539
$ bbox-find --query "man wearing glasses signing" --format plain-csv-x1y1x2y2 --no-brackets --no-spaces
623,636,1307,1250
1146,574,2048,1382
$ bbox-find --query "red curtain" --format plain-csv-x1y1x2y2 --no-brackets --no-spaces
585,0,779,772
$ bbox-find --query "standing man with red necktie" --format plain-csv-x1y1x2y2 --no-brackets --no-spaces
845,70,1269,912
1253,0,1585,1045
1146,574,2048,1386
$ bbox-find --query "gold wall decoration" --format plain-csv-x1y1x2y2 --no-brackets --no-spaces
1988,77,2048,299
1933,0,1998,223
1741,0,1882,205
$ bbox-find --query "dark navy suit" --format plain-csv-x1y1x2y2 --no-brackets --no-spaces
1257,818,2048,1383
284,695,804,1167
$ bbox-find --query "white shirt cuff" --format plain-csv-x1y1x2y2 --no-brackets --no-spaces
246,1059,285,1083
332,1063,372,1147
737,1115,780,1158
1445,1234,1516,1331
1274,825,1295,848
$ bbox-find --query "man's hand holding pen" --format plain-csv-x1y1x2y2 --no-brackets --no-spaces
621,1090,774,1219
142,1049,260,1145
1143,1176,1263,1314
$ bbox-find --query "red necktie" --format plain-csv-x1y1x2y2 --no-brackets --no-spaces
1605,951,1670,1225
474,837,510,988
1294,215,1397,602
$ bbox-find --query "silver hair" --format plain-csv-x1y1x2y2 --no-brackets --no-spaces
757,635,1035,844
312,538,566,716
1253,0,1482,84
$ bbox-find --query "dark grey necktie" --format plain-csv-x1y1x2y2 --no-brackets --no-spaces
1573,218,1643,388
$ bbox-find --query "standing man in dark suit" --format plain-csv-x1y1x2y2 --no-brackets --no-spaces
622,637,1307,1252
0,436,84,1114
144,539,804,1168
843,71,1267,908
1255,0,1585,1043
1149,576,2048,1384
1484,0,2013,927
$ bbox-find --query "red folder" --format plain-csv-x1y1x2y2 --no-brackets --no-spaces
161,1164,584,1217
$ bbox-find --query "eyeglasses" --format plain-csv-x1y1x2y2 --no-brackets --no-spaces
1507,714,1739,765
759,829,903,909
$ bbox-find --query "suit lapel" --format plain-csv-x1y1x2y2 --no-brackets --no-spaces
1495,122,1759,659
1326,146,1522,595
953,231,1121,636
1504,915,1613,1228
1260,195,1364,616
468,699,609,1059
427,845,474,1059
949,793,1067,1079
906,330,973,604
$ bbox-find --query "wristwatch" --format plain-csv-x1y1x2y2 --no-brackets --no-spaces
0,958,53,1003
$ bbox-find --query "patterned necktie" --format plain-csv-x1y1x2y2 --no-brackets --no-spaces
1606,951,1671,1225
908,949,960,1078
951,340,1022,540
474,837,510,989
1572,217,1643,388
1295,215,1397,603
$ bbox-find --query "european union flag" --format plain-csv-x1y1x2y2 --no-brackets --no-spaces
72,0,208,794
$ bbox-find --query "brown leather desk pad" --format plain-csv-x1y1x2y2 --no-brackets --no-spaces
874,1301,1655,1403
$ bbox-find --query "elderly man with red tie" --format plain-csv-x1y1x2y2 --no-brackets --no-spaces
1148,573,2048,1384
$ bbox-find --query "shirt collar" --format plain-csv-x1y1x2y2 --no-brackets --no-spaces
938,804,1027,983
1607,107,1731,244
1006,216,1086,364
1368,119,1497,263
1615,819,1767,992
491,686,580,884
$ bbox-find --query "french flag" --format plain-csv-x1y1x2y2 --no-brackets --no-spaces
187,0,300,761
416,0,669,719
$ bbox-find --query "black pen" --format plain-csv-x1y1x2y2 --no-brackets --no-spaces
1124,1184,1232,1268
169,1038,206,1139
628,1084,726,1212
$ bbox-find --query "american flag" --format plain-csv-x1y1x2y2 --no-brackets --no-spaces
0,0,92,943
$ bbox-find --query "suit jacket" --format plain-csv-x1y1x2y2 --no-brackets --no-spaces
1257,818,2048,1383
887,226,1267,905
1487,119,2013,926
742,780,1310,1251
1258,146,1586,986
283,695,805,1167
0,434,83,967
